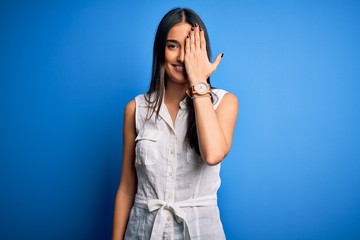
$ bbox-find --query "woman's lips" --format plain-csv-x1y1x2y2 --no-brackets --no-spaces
173,64,185,72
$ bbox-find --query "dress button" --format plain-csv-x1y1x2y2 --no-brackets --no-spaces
169,171,173,176
167,216,171,221
170,149,175,154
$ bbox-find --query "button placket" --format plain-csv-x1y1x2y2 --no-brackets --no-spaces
165,134,177,205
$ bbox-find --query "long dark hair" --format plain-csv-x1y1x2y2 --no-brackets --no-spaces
146,8,213,154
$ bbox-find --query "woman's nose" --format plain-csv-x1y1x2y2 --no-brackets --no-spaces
178,48,185,62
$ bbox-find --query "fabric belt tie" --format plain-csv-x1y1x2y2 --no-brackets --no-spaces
134,195,217,240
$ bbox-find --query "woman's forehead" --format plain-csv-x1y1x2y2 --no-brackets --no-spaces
167,22,192,39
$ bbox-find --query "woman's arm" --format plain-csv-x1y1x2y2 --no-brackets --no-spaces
112,100,137,240
193,93,238,165
185,24,238,165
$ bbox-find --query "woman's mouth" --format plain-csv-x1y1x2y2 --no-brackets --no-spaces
173,64,185,73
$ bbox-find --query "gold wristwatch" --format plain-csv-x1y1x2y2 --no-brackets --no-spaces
186,82,210,97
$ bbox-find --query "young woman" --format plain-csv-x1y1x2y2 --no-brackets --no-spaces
113,8,238,240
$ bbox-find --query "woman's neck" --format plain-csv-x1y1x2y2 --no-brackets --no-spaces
164,81,189,104
164,80,189,125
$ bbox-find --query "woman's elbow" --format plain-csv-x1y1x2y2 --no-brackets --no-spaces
202,149,229,166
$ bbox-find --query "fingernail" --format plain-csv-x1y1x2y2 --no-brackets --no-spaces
221,53,224,58
195,23,198,27
187,35,189,38
200,27,203,32
191,27,194,31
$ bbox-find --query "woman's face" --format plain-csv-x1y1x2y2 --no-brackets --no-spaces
164,22,192,85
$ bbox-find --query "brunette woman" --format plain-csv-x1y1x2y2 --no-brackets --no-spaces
113,8,238,240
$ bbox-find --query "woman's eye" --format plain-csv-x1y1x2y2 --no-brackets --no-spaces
167,44,178,49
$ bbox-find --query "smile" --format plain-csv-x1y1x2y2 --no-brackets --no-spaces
173,64,185,72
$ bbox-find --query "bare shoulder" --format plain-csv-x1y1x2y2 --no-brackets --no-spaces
217,92,239,112
123,99,136,136
124,99,136,116
223,92,238,105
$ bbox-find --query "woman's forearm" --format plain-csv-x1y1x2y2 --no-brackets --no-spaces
193,93,238,165
112,189,135,240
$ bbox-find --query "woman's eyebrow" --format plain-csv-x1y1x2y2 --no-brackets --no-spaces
166,39,179,44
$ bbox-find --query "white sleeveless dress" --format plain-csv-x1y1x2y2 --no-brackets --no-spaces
125,89,228,240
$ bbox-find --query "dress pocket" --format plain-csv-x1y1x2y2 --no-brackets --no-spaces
135,130,159,165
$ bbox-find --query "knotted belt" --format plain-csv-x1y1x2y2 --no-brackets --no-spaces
134,195,217,240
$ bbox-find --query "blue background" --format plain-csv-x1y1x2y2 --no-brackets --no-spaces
1,0,359,239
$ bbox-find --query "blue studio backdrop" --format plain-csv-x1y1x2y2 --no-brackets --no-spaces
1,0,360,239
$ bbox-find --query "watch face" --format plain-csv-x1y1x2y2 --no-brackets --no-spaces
194,82,209,94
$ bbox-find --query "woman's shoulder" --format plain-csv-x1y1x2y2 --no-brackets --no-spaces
124,99,136,116
133,92,157,107
211,88,238,109
124,93,146,116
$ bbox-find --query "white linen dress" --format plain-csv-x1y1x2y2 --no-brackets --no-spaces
124,89,228,240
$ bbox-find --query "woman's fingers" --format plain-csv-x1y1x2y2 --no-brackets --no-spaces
200,26,206,50
214,53,224,66
189,23,203,52
185,32,190,53
185,23,223,82
190,26,195,51
211,53,224,73
194,23,201,50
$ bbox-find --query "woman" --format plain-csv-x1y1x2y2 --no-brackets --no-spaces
113,8,238,240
